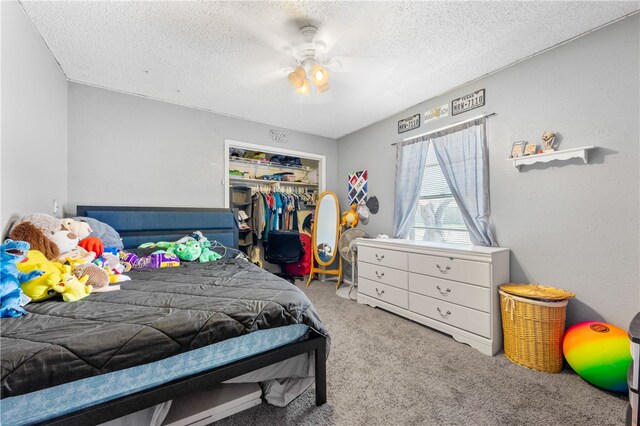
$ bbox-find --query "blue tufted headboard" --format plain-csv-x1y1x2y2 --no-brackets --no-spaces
76,206,238,249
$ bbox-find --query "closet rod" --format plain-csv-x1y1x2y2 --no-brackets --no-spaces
392,112,496,146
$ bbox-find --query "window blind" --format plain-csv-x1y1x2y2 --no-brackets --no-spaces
412,145,471,244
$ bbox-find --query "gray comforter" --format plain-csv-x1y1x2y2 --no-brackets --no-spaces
0,259,329,398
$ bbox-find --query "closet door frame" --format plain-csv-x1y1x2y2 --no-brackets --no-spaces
223,139,326,208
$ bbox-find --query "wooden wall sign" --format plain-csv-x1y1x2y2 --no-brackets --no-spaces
452,89,485,116
398,113,421,134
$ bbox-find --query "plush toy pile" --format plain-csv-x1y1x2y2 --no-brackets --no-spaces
3,214,228,315
122,231,223,269
6,214,131,306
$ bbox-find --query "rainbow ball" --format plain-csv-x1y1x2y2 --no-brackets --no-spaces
563,321,631,392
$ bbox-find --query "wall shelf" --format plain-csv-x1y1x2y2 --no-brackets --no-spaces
229,176,318,187
507,146,596,170
229,157,311,172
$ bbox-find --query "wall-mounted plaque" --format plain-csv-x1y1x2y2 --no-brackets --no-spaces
425,104,449,123
452,89,485,116
398,113,420,134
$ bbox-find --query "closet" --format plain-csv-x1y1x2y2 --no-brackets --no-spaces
224,140,325,269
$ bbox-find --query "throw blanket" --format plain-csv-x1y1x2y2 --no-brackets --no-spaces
0,259,329,398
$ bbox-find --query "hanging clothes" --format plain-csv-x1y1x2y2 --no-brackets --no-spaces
247,188,317,242
251,193,265,240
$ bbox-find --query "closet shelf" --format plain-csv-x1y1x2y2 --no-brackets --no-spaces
507,146,596,171
229,157,312,172
229,176,318,187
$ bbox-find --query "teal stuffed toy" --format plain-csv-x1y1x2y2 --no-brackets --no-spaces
1,239,43,318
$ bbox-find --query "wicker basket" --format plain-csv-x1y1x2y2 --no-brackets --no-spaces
499,283,575,301
499,289,570,373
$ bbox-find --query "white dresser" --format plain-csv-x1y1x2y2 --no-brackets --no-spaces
356,238,509,355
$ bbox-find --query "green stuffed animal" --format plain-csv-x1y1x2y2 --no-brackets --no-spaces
166,241,202,261
199,241,222,263
141,240,205,262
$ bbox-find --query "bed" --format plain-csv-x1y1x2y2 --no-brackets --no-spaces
0,206,329,425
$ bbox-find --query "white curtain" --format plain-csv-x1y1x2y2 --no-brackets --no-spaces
431,117,497,246
392,139,430,239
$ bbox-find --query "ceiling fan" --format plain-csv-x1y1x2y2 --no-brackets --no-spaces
286,25,331,96
218,11,396,97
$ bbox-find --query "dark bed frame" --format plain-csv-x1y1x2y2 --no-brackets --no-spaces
42,331,327,425
34,206,328,425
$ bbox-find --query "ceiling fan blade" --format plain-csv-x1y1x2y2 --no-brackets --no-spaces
326,55,397,74
311,5,368,55
213,6,300,56
247,67,293,88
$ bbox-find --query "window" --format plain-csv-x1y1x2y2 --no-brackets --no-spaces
411,145,471,244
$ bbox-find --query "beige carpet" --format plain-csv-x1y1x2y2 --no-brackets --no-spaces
215,280,627,425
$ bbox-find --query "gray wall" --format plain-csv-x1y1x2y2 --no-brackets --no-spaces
1,1,68,229
67,83,338,212
337,15,639,327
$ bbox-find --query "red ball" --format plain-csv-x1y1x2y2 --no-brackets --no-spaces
79,236,104,257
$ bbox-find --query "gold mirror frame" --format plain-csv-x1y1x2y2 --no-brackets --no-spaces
312,191,340,266
306,191,342,289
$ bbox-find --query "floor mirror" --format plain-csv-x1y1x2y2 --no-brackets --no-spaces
306,191,342,289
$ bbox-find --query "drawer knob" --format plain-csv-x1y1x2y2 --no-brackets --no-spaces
436,264,451,274
375,271,385,279
436,285,451,296
437,307,451,319
375,254,385,261
375,288,385,296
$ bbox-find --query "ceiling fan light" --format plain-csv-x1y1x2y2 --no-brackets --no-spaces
288,71,304,89
296,79,310,96
311,65,329,87
316,82,330,94
294,66,306,79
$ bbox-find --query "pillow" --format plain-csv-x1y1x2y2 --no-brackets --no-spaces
72,216,124,250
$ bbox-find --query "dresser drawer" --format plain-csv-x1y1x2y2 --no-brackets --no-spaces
359,246,408,270
409,293,491,338
359,262,408,290
409,273,490,312
408,253,490,287
359,278,408,309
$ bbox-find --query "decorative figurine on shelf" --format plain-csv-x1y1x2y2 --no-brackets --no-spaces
541,131,556,153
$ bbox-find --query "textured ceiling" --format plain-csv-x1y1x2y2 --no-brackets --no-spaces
20,1,639,139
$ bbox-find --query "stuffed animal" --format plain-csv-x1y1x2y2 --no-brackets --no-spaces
9,222,60,260
15,213,62,236
1,240,43,317
167,241,202,261
61,218,93,240
147,240,202,261
78,236,104,257
47,229,108,288
341,204,359,229
17,250,64,301
50,230,95,264
199,241,222,263
71,262,110,289
53,265,92,302
50,230,79,254
92,253,130,284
